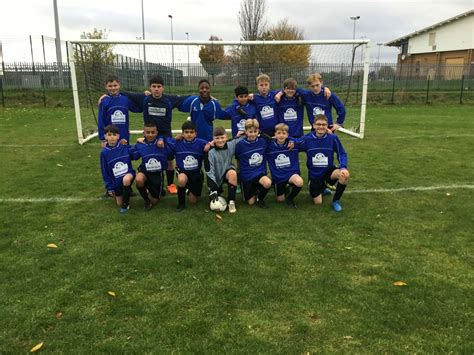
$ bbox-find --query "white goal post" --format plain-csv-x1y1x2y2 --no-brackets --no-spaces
68,39,370,144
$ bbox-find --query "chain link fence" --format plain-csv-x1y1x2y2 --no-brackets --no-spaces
0,61,472,107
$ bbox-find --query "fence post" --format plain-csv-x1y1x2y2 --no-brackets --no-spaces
390,74,396,104
0,60,5,107
425,75,430,104
41,35,47,107
459,75,465,104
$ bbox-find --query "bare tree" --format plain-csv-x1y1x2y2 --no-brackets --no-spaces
238,0,267,41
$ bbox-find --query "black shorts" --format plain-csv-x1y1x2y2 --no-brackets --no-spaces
138,166,164,199
208,168,236,194
241,174,266,201
177,169,203,197
113,173,135,196
274,181,294,197
309,167,338,198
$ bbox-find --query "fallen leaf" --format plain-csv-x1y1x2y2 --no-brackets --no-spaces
107,291,116,297
30,342,44,352
215,214,223,220
56,164,63,167
47,243,58,249
393,281,407,286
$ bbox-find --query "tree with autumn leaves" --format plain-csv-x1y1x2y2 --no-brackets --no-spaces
198,0,311,85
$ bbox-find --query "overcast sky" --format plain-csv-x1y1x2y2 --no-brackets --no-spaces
0,0,472,62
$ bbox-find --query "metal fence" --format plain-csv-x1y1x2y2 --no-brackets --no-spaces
0,61,473,107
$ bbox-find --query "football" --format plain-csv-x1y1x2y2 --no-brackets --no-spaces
210,196,227,212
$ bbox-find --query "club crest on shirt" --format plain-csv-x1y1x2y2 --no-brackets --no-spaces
284,108,298,121
183,155,199,170
249,153,263,166
312,107,325,117
111,110,126,123
113,161,129,177
260,106,274,120
237,119,246,131
145,158,162,172
312,153,328,167
275,154,291,168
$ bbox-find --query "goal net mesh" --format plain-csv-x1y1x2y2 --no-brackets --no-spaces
69,40,369,143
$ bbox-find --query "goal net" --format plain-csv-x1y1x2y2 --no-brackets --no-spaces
68,39,370,144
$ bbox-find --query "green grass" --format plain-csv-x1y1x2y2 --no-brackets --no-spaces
0,104,473,352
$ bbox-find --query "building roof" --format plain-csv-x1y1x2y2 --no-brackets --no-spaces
385,9,473,47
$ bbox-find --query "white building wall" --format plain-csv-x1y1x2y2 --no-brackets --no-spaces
408,14,473,54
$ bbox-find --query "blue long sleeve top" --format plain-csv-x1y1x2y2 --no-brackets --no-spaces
266,139,301,184
133,138,173,173
297,132,348,179
178,96,223,141
166,137,208,173
99,143,137,192
276,93,305,137
123,92,188,135
235,137,268,182
297,88,346,127
98,93,141,142
220,100,257,137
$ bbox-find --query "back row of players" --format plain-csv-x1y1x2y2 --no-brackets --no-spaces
98,73,350,213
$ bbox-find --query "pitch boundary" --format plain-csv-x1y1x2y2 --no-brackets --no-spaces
0,184,472,204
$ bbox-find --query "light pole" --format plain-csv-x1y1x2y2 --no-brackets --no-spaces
350,16,360,40
377,42,383,79
168,14,175,87
377,42,383,65
360,35,366,63
53,0,64,88
185,32,190,86
141,0,147,86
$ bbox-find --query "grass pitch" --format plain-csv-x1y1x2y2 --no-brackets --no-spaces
0,104,473,352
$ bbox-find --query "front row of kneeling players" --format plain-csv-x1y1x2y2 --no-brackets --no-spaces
100,114,350,214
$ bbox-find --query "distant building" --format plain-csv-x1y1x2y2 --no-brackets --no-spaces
386,10,473,79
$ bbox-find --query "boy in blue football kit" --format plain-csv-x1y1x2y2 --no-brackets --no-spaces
204,126,245,214
250,74,280,136
178,79,223,141
298,115,350,212
166,121,211,212
122,74,187,195
98,75,141,146
133,122,174,210
235,119,272,208
274,78,305,138
298,73,345,132
266,123,304,208
220,86,257,138
99,125,136,213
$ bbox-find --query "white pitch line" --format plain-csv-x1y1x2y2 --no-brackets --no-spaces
0,184,472,204
389,134,474,140
0,144,74,148
345,184,474,194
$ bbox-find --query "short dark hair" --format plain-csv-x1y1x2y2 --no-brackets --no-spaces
182,121,196,131
198,79,211,87
234,86,249,96
148,74,164,86
105,75,120,84
144,122,157,128
213,126,226,136
104,124,119,134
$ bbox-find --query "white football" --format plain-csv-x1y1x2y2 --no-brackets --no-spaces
210,196,227,212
